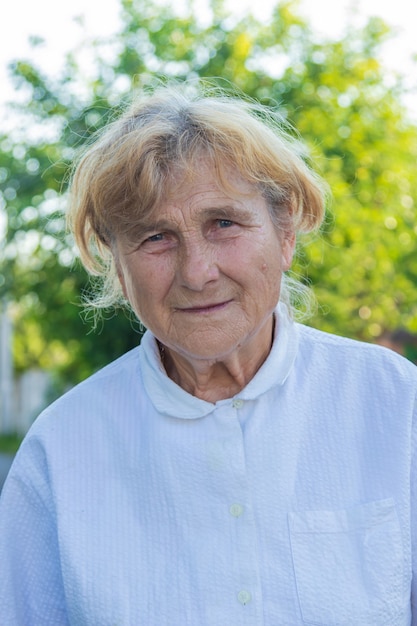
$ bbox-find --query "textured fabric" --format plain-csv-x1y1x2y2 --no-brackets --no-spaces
0,308,416,625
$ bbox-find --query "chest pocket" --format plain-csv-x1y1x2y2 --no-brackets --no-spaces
288,499,405,625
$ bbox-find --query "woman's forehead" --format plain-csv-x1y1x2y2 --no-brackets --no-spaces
163,156,258,202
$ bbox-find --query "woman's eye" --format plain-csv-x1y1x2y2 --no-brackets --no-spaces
217,219,234,228
146,233,164,243
140,231,176,252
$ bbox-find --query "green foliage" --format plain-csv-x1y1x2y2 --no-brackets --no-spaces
1,0,416,388
0,432,22,455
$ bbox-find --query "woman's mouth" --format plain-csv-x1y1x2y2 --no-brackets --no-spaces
178,300,232,314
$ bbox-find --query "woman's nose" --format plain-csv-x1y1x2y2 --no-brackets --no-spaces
178,241,219,291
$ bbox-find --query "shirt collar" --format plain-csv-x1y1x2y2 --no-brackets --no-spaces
138,303,299,419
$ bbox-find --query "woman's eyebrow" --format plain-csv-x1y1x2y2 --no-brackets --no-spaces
131,218,173,238
200,205,255,222
136,205,255,230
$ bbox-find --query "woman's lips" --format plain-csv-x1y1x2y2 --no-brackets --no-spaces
178,300,232,313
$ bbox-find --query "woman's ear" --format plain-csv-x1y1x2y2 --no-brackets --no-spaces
117,268,128,300
112,246,128,300
282,232,296,271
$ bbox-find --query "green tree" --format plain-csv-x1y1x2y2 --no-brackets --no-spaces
1,0,416,391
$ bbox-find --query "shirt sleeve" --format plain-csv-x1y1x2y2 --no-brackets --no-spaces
0,437,69,625
411,393,417,623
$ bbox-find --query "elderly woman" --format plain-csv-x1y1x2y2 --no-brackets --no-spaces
0,83,416,625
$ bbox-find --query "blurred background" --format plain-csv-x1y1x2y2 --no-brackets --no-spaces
0,0,416,459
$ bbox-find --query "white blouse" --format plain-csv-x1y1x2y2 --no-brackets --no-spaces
0,308,416,625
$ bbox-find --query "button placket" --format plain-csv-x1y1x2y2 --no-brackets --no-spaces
209,404,261,620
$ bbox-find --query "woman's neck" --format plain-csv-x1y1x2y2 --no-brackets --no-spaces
159,315,275,402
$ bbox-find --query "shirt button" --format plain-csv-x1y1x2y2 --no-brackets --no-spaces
232,398,244,409
237,590,252,605
229,503,244,517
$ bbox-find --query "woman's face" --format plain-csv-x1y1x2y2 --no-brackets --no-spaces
115,159,295,363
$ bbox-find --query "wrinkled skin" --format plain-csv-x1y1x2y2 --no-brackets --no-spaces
115,160,295,401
